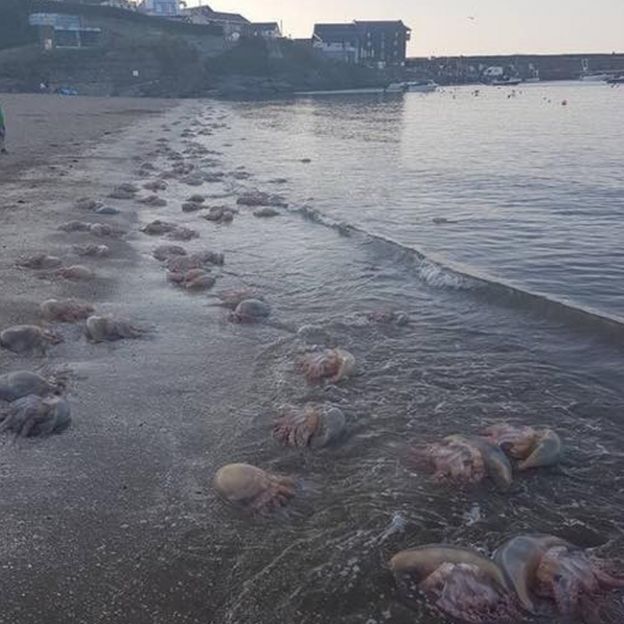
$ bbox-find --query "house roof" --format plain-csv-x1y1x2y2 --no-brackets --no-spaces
354,20,411,32
313,23,359,43
314,20,411,42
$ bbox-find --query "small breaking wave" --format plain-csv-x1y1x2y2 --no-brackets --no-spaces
289,205,624,340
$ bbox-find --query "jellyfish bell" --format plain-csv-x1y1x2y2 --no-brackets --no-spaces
213,463,296,515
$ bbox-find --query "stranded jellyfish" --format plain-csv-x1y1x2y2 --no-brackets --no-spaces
213,463,296,515
411,434,513,491
167,269,215,291
0,325,62,355
40,298,95,323
55,265,95,280
390,545,517,624
217,289,264,310
0,394,71,437
296,348,356,385
85,315,144,343
72,244,110,258
494,534,624,620
229,299,271,323
481,423,562,470
152,244,186,262
0,371,62,402
273,404,346,449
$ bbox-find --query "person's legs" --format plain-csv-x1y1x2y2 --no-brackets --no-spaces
0,126,6,153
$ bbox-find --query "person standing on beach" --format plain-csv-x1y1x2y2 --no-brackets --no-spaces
0,103,7,154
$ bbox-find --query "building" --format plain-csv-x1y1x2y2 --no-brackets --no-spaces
313,20,411,67
181,5,248,38
137,0,180,18
249,22,281,39
29,12,102,49
312,23,360,64
356,21,411,67
181,6,280,40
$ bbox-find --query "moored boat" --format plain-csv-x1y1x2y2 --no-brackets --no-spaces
405,80,438,93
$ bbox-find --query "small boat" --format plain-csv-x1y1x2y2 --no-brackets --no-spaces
491,77,523,86
405,80,438,93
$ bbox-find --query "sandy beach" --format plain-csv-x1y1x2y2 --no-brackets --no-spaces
0,94,177,182
1,89,623,624
0,93,261,624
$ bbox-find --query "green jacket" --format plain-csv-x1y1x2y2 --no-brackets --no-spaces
0,105,5,128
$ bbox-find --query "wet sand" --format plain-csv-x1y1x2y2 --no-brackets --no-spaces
0,94,251,623
3,91,623,624
0,94,176,182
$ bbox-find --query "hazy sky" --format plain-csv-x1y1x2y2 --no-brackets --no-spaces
193,0,624,56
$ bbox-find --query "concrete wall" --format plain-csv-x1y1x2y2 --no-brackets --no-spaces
407,53,624,83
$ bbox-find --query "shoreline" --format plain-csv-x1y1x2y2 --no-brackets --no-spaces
1,89,624,624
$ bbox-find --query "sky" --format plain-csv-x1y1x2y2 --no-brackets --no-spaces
191,0,624,57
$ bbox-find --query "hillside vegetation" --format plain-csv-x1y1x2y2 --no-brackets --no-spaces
0,1,393,97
